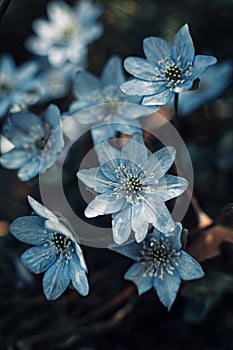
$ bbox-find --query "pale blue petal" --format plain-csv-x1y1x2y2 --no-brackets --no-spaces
177,251,204,280
17,158,40,181
85,194,124,217
144,146,176,180
77,167,100,190
69,253,89,296
42,259,70,300
118,103,153,120
124,57,156,81
144,195,175,233
101,56,125,86
131,203,150,243
121,132,148,163
10,216,48,244
95,139,121,165
171,24,195,65
191,55,217,81
0,54,15,76
142,89,173,105
0,149,30,169
27,196,59,222
100,160,120,181
21,244,56,274
15,61,39,87
91,124,116,145
153,269,181,309
161,222,182,250
121,79,165,96
125,262,153,295
154,174,188,201
108,240,142,261
0,99,10,118
45,104,61,130
73,71,100,98
112,204,132,244
143,37,171,64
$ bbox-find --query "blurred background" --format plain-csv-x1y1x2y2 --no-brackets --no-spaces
0,0,233,349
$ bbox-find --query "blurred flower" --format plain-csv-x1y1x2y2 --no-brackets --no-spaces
0,104,64,181
109,223,204,309
10,196,89,300
121,23,217,106
26,0,103,67
69,55,152,145
178,61,233,116
0,54,39,119
77,133,188,244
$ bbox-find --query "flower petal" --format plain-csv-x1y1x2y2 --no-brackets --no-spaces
142,88,174,105
85,194,124,218
176,251,204,281
121,79,165,96
145,146,176,180
0,149,30,169
112,204,132,244
121,132,149,164
69,253,89,296
21,244,56,274
125,262,153,295
95,139,121,165
171,24,195,65
10,216,48,244
73,71,100,98
108,240,142,261
131,203,150,243
101,55,125,86
91,123,116,145
27,196,59,222
144,195,175,233
143,37,171,64
42,259,70,300
124,57,157,81
153,269,181,309
154,174,188,201
191,55,217,81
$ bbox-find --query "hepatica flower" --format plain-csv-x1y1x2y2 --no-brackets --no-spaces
121,23,217,106
77,133,188,244
0,54,38,119
109,223,204,309
0,104,64,181
10,196,89,300
69,55,149,144
26,0,103,67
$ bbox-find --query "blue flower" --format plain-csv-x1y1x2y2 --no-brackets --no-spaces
0,104,64,181
178,60,233,116
10,196,89,300
26,0,103,67
69,55,152,145
77,133,188,244
109,223,204,309
0,54,39,119
121,23,217,106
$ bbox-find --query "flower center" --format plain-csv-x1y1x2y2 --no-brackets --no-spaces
35,137,47,150
0,81,10,94
164,65,181,82
122,176,143,193
140,237,181,279
50,233,72,253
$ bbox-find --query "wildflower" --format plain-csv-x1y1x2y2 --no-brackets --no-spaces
0,104,64,181
10,196,89,300
0,54,38,119
26,0,103,67
121,23,217,106
109,223,204,309
69,55,151,145
77,133,188,244
178,61,233,115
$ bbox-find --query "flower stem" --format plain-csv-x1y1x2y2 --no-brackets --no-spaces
173,93,180,130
